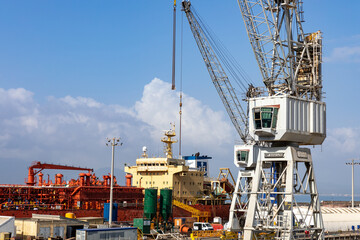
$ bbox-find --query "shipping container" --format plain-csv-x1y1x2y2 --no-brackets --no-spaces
103,203,118,222
76,227,137,240
133,218,151,234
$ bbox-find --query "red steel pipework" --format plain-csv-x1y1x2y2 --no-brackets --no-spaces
26,161,93,186
125,174,132,187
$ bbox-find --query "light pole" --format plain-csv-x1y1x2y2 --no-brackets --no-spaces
346,159,360,208
106,137,122,226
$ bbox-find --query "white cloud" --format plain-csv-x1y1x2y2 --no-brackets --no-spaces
0,88,37,117
135,78,233,149
20,115,39,132
0,88,34,103
1,80,357,195
0,87,148,176
326,127,360,153
311,127,360,194
61,96,103,108
0,79,234,184
324,46,360,63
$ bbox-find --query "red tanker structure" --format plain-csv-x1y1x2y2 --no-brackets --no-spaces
0,162,144,221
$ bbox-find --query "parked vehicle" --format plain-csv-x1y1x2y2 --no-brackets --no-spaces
193,222,214,231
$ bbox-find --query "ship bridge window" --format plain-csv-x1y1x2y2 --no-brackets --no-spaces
254,107,279,129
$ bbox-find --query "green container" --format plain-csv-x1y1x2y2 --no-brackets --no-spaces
160,188,173,222
133,218,151,234
144,188,157,220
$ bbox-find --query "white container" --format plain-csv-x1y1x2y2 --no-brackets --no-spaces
213,217,222,224
76,227,137,240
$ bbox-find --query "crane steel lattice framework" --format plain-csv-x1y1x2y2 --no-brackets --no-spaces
182,0,325,239
238,0,322,100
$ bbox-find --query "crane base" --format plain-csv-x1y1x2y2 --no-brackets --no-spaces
229,145,324,240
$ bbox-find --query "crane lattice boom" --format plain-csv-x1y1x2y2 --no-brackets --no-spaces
238,0,322,100
182,1,250,143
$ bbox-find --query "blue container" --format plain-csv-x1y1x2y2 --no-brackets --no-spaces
104,203,118,222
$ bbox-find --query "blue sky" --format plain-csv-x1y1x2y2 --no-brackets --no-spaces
0,1,359,197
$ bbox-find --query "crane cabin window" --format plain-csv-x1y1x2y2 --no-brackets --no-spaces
236,150,249,164
254,109,261,129
254,107,279,129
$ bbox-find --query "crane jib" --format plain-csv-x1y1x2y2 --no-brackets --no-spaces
182,1,251,144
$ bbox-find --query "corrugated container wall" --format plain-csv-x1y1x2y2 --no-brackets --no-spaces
103,203,118,222
76,228,137,240
248,95,326,145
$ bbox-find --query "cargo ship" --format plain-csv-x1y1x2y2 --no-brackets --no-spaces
125,124,234,222
0,125,234,223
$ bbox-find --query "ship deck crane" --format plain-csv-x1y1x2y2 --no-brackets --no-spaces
26,161,93,186
182,1,325,239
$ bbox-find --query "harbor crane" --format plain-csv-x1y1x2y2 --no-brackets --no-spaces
182,0,325,239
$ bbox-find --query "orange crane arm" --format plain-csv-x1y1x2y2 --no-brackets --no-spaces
26,161,93,186
30,161,93,172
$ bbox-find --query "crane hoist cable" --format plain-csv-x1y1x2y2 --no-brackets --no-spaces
171,0,177,90
179,7,184,157
182,0,254,143
190,5,254,94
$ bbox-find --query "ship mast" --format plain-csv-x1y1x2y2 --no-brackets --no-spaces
161,123,178,159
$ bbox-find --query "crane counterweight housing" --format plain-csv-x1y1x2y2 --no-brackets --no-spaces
248,95,326,145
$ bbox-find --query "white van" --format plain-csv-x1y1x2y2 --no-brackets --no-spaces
193,222,214,231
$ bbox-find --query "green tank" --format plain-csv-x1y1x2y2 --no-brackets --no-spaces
144,188,157,220
160,188,173,222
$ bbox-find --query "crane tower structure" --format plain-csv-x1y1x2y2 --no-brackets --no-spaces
182,0,325,239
